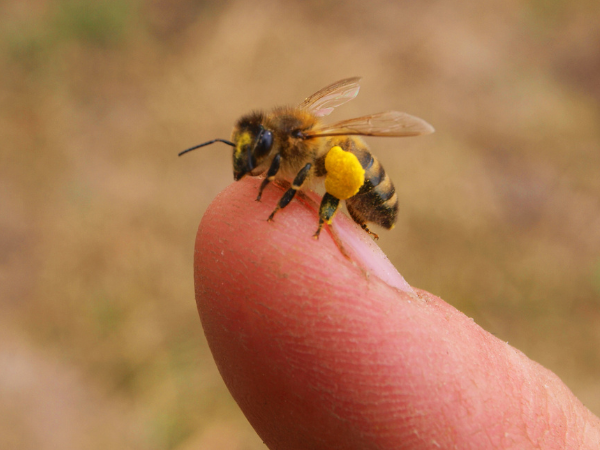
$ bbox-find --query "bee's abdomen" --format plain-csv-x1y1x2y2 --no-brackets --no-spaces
345,147,398,229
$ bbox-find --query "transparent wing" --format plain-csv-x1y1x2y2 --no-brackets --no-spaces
304,111,435,138
297,77,362,117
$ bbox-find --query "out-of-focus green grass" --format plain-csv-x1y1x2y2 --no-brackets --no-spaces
1,0,599,448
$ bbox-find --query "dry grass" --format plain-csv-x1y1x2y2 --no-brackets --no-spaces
1,0,599,448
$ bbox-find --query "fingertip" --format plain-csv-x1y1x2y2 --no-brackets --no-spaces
194,178,423,449
195,177,413,296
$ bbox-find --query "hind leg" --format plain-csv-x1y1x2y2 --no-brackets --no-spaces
347,203,379,240
313,193,340,239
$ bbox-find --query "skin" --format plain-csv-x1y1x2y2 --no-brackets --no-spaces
194,177,600,450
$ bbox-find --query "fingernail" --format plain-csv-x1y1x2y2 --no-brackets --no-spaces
331,215,417,297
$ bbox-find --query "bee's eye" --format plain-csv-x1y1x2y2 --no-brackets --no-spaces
254,129,273,158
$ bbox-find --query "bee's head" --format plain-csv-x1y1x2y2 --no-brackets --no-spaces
231,112,274,181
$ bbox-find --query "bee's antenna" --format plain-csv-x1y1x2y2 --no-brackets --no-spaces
178,139,235,157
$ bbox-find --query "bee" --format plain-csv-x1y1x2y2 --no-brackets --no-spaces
180,77,434,239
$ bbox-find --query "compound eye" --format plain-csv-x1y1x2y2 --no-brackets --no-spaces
254,129,273,159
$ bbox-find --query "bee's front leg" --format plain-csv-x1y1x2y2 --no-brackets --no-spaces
313,193,340,239
256,153,281,202
267,163,312,222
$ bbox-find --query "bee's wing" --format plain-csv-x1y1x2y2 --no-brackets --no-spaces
298,77,362,117
304,111,435,138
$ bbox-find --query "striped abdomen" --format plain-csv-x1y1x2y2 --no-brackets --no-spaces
344,140,398,229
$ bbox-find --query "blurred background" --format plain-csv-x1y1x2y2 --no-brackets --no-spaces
1,0,599,448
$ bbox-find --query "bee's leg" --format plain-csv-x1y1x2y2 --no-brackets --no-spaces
267,163,312,222
256,153,281,202
347,204,379,240
313,193,341,239
360,224,379,240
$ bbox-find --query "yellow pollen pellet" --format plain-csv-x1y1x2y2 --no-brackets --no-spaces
324,146,365,200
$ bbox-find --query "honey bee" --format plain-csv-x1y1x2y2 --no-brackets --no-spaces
180,77,434,239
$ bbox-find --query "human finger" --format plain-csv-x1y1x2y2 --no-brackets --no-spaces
195,178,600,450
